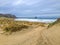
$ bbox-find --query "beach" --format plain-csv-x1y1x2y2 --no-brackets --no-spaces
15,18,57,23
0,18,60,45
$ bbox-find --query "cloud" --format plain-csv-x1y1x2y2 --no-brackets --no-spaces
12,0,24,6
11,0,40,6
0,0,60,17
0,0,40,6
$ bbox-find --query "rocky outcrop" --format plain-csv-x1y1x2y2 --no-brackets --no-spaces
0,14,16,18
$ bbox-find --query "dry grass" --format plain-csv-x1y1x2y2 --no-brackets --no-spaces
0,18,46,34
47,19,60,28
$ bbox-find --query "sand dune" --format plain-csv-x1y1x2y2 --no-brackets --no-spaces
41,24,60,45
0,22,60,45
0,26,46,45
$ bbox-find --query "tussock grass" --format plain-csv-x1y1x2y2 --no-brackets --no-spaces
47,18,60,28
0,18,29,34
4,24,29,32
0,17,46,34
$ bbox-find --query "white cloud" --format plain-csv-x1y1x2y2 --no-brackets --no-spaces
23,10,33,14
0,0,60,17
23,0,40,5
12,0,40,6
12,0,24,6
0,0,8,6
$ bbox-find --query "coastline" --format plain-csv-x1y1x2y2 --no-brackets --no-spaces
15,18,57,23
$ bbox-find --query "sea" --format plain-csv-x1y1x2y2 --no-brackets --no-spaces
15,18,57,23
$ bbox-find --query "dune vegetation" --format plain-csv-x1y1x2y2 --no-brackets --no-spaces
47,18,60,28
0,17,60,45
0,17,46,34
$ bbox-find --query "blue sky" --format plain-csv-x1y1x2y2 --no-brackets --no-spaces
0,0,60,17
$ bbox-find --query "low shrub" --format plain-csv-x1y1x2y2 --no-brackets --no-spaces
4,24,29,33
47,19,60,28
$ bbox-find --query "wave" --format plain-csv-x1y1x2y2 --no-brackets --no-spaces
15,19,57,23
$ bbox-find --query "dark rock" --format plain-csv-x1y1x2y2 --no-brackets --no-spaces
0,14,16,18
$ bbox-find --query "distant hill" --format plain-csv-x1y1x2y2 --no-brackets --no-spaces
0,14,16,18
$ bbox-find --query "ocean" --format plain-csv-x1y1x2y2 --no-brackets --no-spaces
15,18,57,23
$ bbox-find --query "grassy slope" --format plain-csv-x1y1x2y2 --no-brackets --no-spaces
0,18,46,34
47,18,60,28
0,18,60,45
38,18,60,45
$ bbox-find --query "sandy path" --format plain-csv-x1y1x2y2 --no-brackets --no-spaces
0,25,60,45
37,25,60,45
0,26,46,45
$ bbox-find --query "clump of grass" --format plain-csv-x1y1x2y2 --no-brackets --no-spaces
47,22,56,28
0,18,29,34
4,24,29,33
47,18,60,28
40,24,45,27
0,17,14,25
0,17,47,35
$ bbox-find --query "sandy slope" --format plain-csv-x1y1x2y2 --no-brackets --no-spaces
40,24,60,45
0,23,60,45
0,26,46,45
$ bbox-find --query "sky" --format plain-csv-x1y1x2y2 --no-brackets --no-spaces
0,0,60,18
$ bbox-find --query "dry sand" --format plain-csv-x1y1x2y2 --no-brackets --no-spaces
0,24,60,45
40,24,60,45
